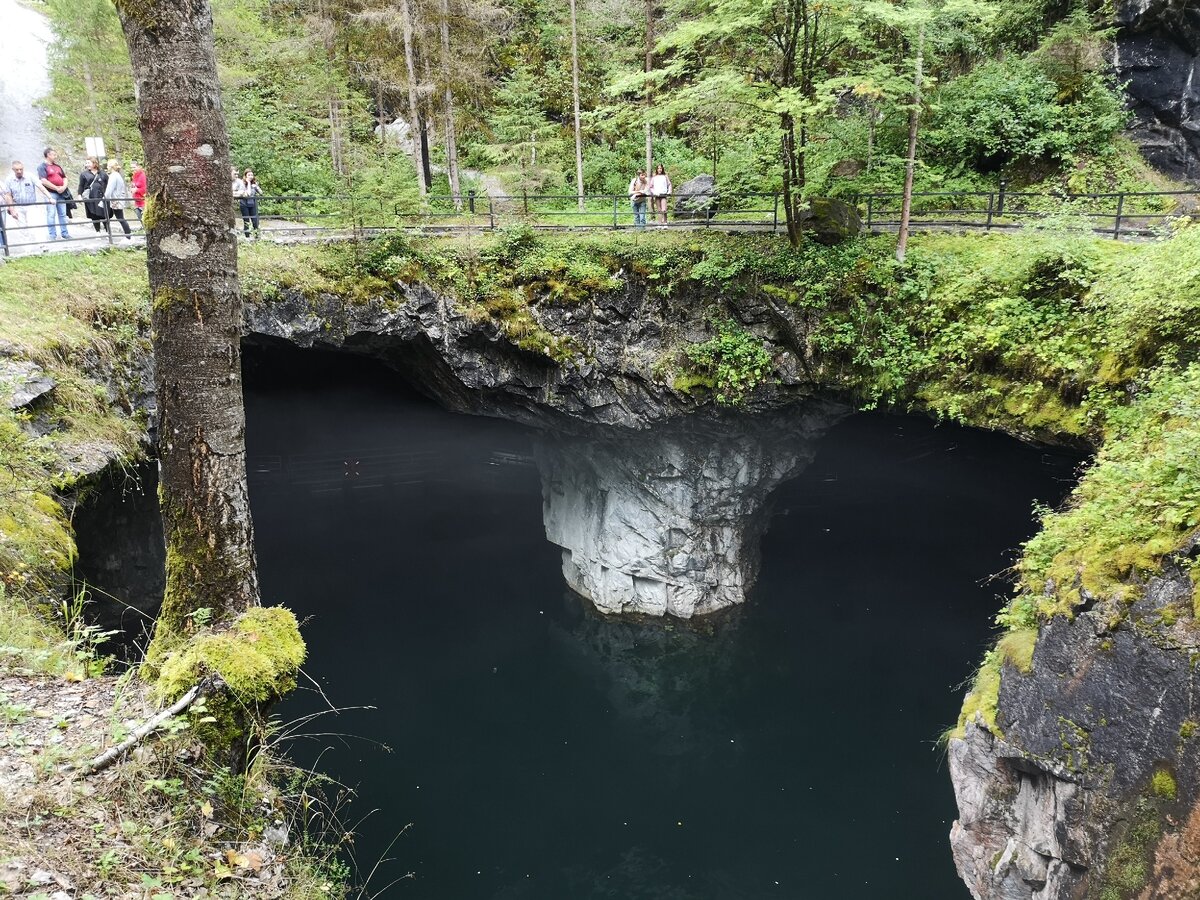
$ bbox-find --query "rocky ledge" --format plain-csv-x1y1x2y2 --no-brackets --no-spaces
243,275,817,432
950,541,1200,899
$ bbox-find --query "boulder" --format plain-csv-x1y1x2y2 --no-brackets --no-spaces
828,158,865,178
0,357,55,409
800,197,862,244
373,117,434,156
672,174,719,220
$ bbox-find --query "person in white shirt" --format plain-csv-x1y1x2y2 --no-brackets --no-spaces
649,164,672,225
4,161,43,246
628,170,649,229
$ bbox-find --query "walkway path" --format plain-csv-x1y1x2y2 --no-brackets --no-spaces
0,0,52,172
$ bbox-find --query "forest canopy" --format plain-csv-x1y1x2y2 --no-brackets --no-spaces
38,0,1166,210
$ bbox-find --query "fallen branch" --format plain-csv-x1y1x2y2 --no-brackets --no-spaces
79,681,207,776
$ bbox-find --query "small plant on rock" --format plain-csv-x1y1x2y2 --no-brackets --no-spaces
684,318,775,406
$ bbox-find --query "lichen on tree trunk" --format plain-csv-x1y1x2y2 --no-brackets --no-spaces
114,0,261,663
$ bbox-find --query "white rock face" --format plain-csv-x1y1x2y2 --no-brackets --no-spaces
535,404,844,618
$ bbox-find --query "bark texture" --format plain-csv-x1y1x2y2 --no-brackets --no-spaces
114,0,260,656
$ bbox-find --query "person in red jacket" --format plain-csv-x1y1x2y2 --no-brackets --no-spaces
130,161,147,223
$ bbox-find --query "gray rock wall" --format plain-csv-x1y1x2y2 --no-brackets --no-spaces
1116,0,1200,181
950,547,1200,899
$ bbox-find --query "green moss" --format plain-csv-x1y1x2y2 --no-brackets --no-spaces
997,627,1037,673
152,606,306,704
950,627,1041,740
1097,798,1164,900
151,285,189,312
140,191,183,233
1151,768,1177,800
1180,720,1197,740
671,372,716,394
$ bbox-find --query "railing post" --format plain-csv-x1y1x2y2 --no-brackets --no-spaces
772,193,779,234
522,189,528,217
468,189,476,215
996,180,1008,217
985,192,995,232
1113,193,1125,240
612,196,619,230
488,196,495,230
866,196,873,230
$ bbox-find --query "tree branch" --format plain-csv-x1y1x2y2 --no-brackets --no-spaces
79,681,208,776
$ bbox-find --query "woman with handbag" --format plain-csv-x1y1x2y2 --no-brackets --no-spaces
238,169,262,238
103,160,133,238
78,157,108,233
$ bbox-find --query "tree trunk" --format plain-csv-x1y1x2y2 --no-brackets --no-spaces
400,0,428,195
569,0,584,210
328,96,345,177
113,0,260,654
780,113,803,246
440,0,461,205
896,23,924,263
644,0,653,175
377,80,387,149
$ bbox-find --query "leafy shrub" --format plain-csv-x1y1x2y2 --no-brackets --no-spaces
927,56,1126,170
1019,364,1200,613
684,318,774,405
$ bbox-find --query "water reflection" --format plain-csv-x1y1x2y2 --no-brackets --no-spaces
549,593,742,759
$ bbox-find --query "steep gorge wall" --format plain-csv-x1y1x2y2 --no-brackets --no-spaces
1117,0,1200,181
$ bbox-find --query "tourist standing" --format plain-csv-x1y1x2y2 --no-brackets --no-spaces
650,164,672,225
130,161,147,223
103,160,133,238
79,157,108,233
237,168,262,238
629,170,649,229
4,161,41,246
36,148,70,240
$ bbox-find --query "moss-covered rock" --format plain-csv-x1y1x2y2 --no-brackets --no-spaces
151,606,306,704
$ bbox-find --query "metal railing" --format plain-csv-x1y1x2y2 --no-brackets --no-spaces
861,185,1191,239
4,186,1198,257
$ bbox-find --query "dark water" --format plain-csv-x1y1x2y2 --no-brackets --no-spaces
244,349,1077,900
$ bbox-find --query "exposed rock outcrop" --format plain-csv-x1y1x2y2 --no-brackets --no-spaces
1115,0,1200,181
244,276,815,433
950,546,1200,899
535,406,845,617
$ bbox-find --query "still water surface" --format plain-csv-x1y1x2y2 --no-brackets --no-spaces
244,350,1077,899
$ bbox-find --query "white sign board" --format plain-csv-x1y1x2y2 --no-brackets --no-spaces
84,136,106,160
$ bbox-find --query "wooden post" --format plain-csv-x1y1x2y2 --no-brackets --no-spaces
985,192,994,232
1113,193,1125,240
866,196,873,230
612,196,619,230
